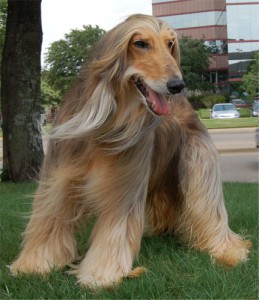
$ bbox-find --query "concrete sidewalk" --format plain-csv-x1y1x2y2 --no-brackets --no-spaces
208,127,258,153
0,127,258,166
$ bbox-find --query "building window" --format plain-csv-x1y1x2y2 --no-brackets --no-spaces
204,40,228,54
161,11,227,29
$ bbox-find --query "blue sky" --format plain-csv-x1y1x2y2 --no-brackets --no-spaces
41,0,152,64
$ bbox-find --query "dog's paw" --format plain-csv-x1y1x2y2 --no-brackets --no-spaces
127,266,147,278
76,273,122,289
75,266,146,289
211,239,252,267
10,257,53,275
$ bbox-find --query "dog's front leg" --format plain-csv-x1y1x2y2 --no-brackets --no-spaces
75,139,153,288
76,206,147,288
10,175,78,275
176,130,251,266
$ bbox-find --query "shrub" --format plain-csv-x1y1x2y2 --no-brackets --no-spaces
239,108,251,118
201,95,227,108
188,95,206,109
198,109,210,119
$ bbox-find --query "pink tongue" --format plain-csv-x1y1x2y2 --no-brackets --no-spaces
147,88,170,115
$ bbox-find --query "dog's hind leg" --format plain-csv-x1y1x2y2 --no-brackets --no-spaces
175,128,252,267
10,169,80,275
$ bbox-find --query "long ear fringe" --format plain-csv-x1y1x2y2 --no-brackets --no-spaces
49,15,176,144
50,80,117,140
173,38,181,67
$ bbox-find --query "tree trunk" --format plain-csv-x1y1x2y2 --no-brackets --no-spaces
1,0,43,182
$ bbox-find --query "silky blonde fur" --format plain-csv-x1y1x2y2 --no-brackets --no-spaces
10,14,251,288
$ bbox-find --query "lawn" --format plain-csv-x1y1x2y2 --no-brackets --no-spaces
201,117,258,129
0,182,258,299
196,107,258,129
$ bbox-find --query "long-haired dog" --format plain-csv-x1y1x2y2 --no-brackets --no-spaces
11,14,251,288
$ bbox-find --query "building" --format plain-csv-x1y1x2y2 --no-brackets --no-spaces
226,0,259,82
152,0,259,90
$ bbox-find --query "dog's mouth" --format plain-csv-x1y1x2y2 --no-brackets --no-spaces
134,78,170,116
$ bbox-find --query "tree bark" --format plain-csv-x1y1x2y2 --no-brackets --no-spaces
1,0,43,182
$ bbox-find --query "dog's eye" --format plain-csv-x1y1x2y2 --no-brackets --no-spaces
134,40,149,49
168,41,175,50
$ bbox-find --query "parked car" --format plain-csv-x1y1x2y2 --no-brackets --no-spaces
250,102,259,117
210,103,240,119
231,99,251,108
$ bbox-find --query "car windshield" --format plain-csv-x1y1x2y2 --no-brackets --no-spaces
253,103,259,109
214,104,235,111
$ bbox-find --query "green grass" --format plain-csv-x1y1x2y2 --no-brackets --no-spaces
0,182,258,299
197,108,252,119
201,117,258,129
196,107,258,129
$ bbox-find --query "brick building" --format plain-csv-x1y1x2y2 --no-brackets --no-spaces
152,0,259,91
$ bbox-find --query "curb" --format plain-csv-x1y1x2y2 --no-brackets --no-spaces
208,127,258,134
217,148,258,154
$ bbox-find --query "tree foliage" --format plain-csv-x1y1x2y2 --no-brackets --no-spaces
43,29,212,103
43,25,105,97
41,70,61,107
241,51,259,99
179,36,212,91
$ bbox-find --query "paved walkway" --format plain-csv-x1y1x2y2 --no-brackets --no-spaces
209,127,258,153
0,128,258,154
0,128,258,183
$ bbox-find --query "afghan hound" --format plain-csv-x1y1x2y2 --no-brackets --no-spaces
11,14,251,288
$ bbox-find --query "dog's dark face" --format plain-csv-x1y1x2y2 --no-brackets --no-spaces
128,26,185,116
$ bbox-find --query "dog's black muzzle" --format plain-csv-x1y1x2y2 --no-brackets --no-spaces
167,79,186,95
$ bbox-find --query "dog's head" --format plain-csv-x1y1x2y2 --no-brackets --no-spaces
126,14,185,116
52,15,185,141
91,14,185,116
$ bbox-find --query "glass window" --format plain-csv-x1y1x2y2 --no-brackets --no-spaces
227,0,258,3
214,104,235,111
161,11,227,29
227,4,259,40
204,40,228,54
152,0,176,3
228,43,259,54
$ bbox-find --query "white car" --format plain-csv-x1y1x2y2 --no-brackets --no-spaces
250,102,259,117
210,103,240,119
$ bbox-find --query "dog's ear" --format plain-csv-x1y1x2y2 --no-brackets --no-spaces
172,37,181,67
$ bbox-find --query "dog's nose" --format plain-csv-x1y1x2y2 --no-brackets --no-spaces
167,79,185,95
